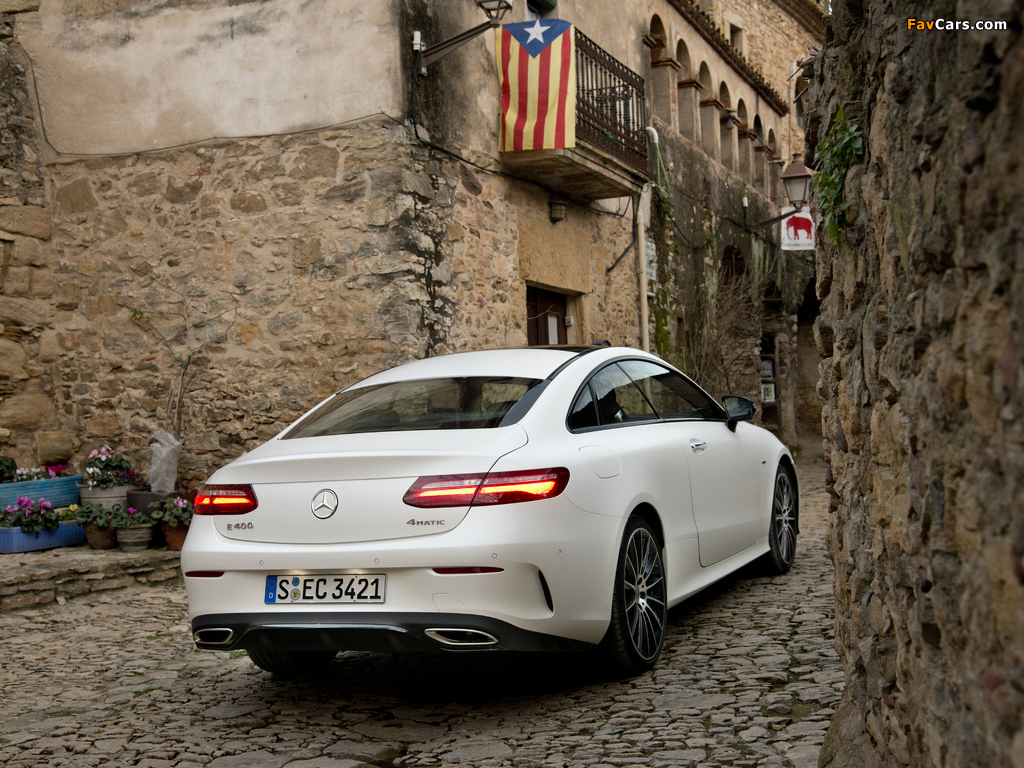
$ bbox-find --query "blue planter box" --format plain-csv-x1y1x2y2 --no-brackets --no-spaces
0,521,85,553
0,476,83,510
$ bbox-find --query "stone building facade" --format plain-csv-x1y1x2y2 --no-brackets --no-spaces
807,1,1024,766
642,0,824,446
1,0,821,485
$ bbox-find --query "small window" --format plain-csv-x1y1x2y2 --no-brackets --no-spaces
729,24,745,56
618,360,721,420
589,365,657,425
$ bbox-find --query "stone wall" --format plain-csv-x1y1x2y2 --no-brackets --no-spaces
0,114,638,484
810,2,1024,766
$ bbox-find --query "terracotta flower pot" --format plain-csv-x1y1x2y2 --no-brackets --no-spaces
83,521,118,550
161,523,189,551
116,524,154,552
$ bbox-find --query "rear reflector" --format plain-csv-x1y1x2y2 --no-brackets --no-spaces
184,571,225,578
404,468,569,509
432,567,504,575
194,484,258,515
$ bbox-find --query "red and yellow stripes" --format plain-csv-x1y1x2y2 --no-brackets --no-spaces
497,26,576,152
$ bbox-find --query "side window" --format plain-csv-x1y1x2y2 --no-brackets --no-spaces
589,364,657,424
618,360,720,419
568,385,599,430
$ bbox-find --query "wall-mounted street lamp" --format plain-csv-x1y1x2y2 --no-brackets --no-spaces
413,0,515,77
780,153,814,209
756,153,816,229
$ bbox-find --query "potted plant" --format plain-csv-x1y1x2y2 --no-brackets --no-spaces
0,456,16,484
79,445,146,513
149,495,193,550
111,505,156,552
0,462,83,509
70,502,118,550
0,496,85,554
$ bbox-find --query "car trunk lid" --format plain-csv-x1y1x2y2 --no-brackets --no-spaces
205,427,528,544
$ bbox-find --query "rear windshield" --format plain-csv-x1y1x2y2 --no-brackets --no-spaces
283,377,542,439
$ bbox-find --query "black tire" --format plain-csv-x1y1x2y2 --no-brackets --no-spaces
599,516,667,676
246,648,336,677
763,465,798,574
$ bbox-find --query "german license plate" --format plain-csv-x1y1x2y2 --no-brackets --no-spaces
265,574,385,604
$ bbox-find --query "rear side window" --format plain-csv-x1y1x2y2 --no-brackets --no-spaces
284,377,541,438
567,385,599,430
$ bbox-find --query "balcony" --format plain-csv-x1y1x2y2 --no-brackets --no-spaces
500,28,648,202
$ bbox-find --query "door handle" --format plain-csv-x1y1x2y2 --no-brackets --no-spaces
690,441,707,453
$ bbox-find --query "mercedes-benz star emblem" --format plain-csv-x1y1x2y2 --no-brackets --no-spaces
311,489,339,519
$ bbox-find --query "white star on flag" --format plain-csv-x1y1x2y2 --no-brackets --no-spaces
524,19,550,43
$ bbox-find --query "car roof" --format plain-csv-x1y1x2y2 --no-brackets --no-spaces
350,347,606,388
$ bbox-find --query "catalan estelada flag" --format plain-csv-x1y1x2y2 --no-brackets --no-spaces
497,19,576,152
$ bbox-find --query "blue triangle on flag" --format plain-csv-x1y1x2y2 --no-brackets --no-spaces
503,19,573,58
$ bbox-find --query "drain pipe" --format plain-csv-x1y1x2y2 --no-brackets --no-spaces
636,127,659,353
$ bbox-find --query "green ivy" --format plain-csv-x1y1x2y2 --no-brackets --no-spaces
812,108,864,248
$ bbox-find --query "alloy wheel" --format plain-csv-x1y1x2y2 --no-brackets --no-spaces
773,471,797,565
622,525,666,661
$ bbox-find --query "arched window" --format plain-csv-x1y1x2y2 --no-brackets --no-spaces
736,99,752,181
719,82,736,172
753,115,767,194
768,129,781,203
698,63,718,160
794,74,809,129
648,16,676,127
676,40,697,142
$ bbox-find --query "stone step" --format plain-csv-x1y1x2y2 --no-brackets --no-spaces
0,545,182,611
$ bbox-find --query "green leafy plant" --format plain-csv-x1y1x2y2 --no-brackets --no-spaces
69,502,116,529
110,505,154,529
2,497,60,534
0,456,17,483
149,496,194,528
82,444,145,489
811,107,864,248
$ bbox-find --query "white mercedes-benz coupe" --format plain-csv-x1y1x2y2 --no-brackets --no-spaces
183,346,798,677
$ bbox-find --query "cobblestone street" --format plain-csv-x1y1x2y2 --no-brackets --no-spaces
0,456,840,768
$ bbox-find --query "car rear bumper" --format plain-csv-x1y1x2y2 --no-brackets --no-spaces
182,497,625,647
191,611,595,653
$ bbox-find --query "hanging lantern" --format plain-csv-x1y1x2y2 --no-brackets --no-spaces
527,0,558,13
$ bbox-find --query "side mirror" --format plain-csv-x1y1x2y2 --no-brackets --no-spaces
722,396,755,432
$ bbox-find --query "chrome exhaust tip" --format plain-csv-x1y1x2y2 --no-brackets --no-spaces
193,628,235,646
424,628,499,647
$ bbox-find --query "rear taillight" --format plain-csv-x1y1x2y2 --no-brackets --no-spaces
404,468,569,509
194,484,258,515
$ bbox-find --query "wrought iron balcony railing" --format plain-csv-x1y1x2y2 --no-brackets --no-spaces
575,28,648,175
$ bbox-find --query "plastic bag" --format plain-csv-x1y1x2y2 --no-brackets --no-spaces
148,430,182,493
